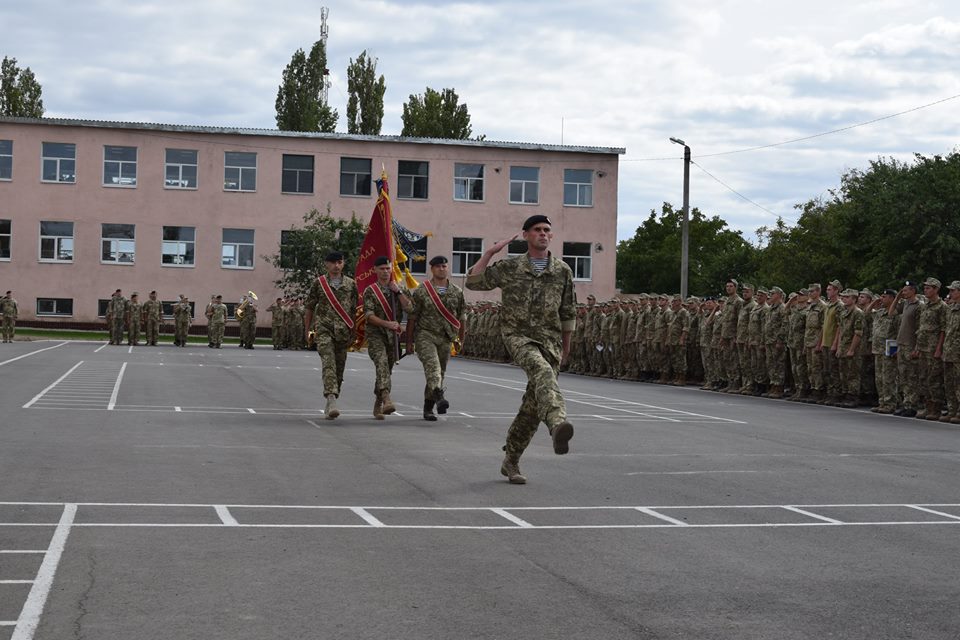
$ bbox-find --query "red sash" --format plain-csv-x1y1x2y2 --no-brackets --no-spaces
370,284,395,322
318,276,355,329
423,281,461,331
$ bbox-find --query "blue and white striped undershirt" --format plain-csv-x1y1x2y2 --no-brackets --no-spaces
529,257,549,274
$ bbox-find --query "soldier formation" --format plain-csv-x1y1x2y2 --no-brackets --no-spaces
463,277,960,424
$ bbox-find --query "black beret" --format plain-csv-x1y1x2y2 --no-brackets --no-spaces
374,255,390,266
883,288,897,296
428,255,448,266
522,214,552,231
325,251,344,262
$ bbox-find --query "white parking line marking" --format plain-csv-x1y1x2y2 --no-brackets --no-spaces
174,406,181,412
214,506,239,526
22,361,84,408
11,503,76,640
627,470,766,476
0,551,45,554
93,343,109,353
782,506,843,524
247,408,256,414
350,507,385,528
107,362,127,411
0,342,68,368
906,505,960,521
636,507,691,526
491,508,534,528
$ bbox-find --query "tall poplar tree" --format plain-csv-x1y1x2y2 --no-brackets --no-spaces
275,41,338,133
346,50,386,135
0,56,44,118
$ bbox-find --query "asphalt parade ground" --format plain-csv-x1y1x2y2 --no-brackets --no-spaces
1,340,959,639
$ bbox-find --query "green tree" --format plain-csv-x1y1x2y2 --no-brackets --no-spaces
263,206,367,298
346,50,385,135
1,56,44,117
275,41,338,132
401,87,475,139
616,203,756,295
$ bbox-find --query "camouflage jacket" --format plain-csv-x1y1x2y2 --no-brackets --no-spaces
410,281,465,342
106,296,127,322
173,302,192,324
871,307,899,356
836,305,864,355
0,296,18,317
787,305,807,350
267,304,285,327
142,299,162,322
915,297,946,353
721,295,742,341
748,302,765,346
804,299,826,349
943,303,960,363
736,299,756,344
666,307,690,346
763,302,787,345
305,275,359,340
126,302,142,327
208,303,227,324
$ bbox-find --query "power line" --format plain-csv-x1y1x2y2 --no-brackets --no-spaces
691,160,789,221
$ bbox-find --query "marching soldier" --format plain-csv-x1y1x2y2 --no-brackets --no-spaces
173,294,192,347
364,256,412,419
304,251,359,420
126,292,142,346
142,291,162,346
0,290,17,343
407,255,466,421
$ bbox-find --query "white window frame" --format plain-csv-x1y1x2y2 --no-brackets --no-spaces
165,148,198,189
221,228,255,270
562,241,593,281
453,163,484,202
36,298,74,317
339,157,372,197
563,169,594,207
0,219,10,261
161,226,196,267
100,223,136,265
41,142,76,183
398,160,429,200
39,221,74,263
281,154,314,194
452,237,483,276
103,145,138,187
0,140,12,181
224,152,257,192
509,166,540,205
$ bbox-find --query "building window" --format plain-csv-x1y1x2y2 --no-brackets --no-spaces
398,161,429,200
282,154,314,194
97,299,110,317
452,237,483,275
507,239,527,257
225,302,239,320
0,219,10,260
454,163,484,202
0,140,12,180
405,236,428,275
222,228,255,269
41,142,76,183
224,152,257,192
162,300,195,319
101,223,136,264
37,298,73,317
563,169,594,207
280,230,301,270
103,145,137,186
165,149,198,189
509,166,539,204
162,226,195,266
340,157,371,196
39,221,74,262
562,242,592,280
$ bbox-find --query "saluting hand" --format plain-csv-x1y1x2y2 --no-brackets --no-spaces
489,235,519,255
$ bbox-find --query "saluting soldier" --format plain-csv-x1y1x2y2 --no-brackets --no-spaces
105,289,127,345
267,297,285,350
364,256,412,419
173,294,192,347
803,284,827,403
407,255,466,421
869,289,900,414
913,277,946,420
833,289,864,408
890,281,921,417
238,294,258,349
763,287,788,399
0,290,18,343
142,291,162,346
304,251,359,420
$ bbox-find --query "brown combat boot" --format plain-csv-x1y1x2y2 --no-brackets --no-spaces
939,413,953,423
768,385,784,400
325,394,340,420
926,403,942,420
381,391,396,415
500,455,527,484
373,393,385,420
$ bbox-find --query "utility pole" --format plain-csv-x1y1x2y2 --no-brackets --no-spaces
670,137,691,299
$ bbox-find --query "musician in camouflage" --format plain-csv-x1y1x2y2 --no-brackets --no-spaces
142,291,162,346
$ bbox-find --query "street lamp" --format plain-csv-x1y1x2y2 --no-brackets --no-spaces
670,137,691,300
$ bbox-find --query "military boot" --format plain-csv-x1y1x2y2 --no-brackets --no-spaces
926,403,942,421
915,405,927,420
373,393,385,420
549,421,574,455
380,391,396,415
423,399,437,422
767,385,784,400
841,394,858,409
500,454,527,484
325,394,340,420
434,388,449,414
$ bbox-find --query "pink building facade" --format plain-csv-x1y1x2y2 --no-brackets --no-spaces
0,117,623,326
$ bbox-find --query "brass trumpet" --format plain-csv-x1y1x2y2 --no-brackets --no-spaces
236,290,258,320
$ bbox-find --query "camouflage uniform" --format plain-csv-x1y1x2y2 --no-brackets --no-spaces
126,299,142,345
142,298,162,345
915,292,946,416
804,296,827,400
666,299,689,383
409,281,465,402
173,300,192,346
364,283,403,396
0,295,18,342
835,295,864,405
239,303,258,348
466,253,576,460
305,276,359,398
267,302,285,349
787,299,809,398
942,289,960,422
871,302,899,412
821,296,842,401
763,295,787,393
736,293,756,392
893,296,921,413
721,292,743,391
106,295,127,345
207,303,227,347
747,295,767,391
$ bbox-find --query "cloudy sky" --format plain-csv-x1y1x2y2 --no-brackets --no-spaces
4,0,959,241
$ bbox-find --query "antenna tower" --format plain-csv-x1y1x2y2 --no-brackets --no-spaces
320,7,331,105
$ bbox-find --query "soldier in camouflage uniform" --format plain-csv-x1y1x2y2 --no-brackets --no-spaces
869,289,899,414
204,295,216,347
763,287,788,398
735,284,756,393
304,252,359,420
238,295,258,349
891,282,921,417
785,290,810,400
941,281,960,424
834,289,864,408
267,298,285,350
126,292,142,346
173,294,192,347
721,279,743,393
364,256,412,419
466,215,576,485
666,295,689,385
820,280,843,405
407,255,465,421
803,284,827,403
857,290,876,403
747,288,767,395
0,290,18,343
913,277,946,420
685,297,702,384
105,289,126,345
655,295,673,383
207,295,227,348
698,298,717,389
142,291,162,346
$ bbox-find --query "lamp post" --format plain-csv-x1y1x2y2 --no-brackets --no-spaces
670,137,690,300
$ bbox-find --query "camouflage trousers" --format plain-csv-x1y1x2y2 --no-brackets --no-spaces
669,344,686,379
897,349,919,409
271,324,284,348
240,320,256,347
737,343,752,389
110,319,125,345
806,347,824,390
128,322,141,345
503,342,567,460
145,319,160,345
723,343,740,387
367,333,397,394
209,322,225,347
823,349,841,397
174,320,189,345
859,355,876,397
316,330,352,397
766,344,786,386
751,346,767,385
838,355,860,395
917,351,944,405
943,361,960,418
2,316,15,341
874,355,897,409
415,330,451,400
789,347,808,390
